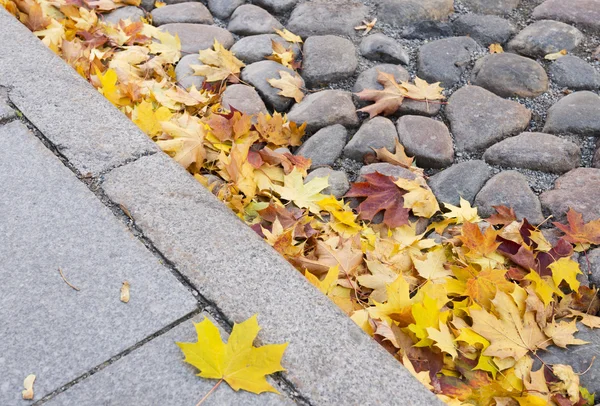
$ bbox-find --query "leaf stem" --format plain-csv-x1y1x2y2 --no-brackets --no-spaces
196,378,224,406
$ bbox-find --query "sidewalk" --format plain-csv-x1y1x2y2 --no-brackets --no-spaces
0,9,439,406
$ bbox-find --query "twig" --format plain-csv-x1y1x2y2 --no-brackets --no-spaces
58,267,80,291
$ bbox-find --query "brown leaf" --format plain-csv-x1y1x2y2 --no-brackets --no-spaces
373,139,414,168
345,172,410,228
554,208,600,245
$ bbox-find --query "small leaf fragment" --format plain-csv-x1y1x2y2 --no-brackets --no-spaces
544,49,568,60
120,281,130,303
22,374,35,400
489,43,504,53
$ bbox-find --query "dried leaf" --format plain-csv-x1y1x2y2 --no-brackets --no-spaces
544,49,568,60
120,281,130,303
267,70,304,102
355,18,376,35
489,43,504,53
22,374,35,400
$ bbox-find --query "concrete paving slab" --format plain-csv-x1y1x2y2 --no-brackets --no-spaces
0,10,159,176
0,121,197,405
101,153,442,405
0,87,15,122
46,313,293,406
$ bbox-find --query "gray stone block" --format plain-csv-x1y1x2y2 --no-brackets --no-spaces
429,160,491,206
46,314,291,406
0,121,196,405
101,153,441,405
0,10,159,176
0,87,15,121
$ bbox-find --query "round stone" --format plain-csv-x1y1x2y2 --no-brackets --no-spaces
305,168,350,198
227,4,283,36
253,0,298,14
221,84,268,116
543,91,600,136
353,64,410,94
445,85,531,152
417,37,479,88
175,54,205,89
474,171,544,224
507,20,584,58
240,60,304,111
287,90,359,132
159,24,234,54
230,34,301,64
301,35,358,87
428,160,492,205
396,116,454,169
207,0,245,19
401,20,453,40
151,3,213,25
533,0,600,32
482,132,581,174
471,53,549,98
452,14,516,46
374,0,454,27
359,34,409,65
540,168,600,222
103,6,144,25
358,163,416,181
286,0,368,38
343,117,398,162
295,125,347,168
462,0,520,15
549,56,600,91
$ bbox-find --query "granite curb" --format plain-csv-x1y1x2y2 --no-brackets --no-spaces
0,8,441,406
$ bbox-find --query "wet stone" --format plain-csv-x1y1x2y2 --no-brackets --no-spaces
207,0,245,19
540,168,600,222
287,90,359,132
286,0,368,38
452,14,516,46
579,248,600,287
305,168,350,198
228,4,283,36
445,85,531,153
160,24,234,53
482,132,581,174
220,84,268,116
533,0,600,32
343,117,397,162
241,61,304,111
507,20,584,58
543,91,600,136
428,160,492,205
295,125,347,168
359,34,409,65
471,53,549,98
549,56,600,91
103,6,144,25
417,37,479,88
374,0,454,27
230,34,300,65
174,54,205,90
302,35,358,87
151,2,213,25
462,0,521,15
396,116,454,169
474,171,544,224
401,20,453,40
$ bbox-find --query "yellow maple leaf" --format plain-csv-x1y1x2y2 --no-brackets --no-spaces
427,321,458,359
267,70,304,103
156,113,206,170
266,41,295,69
395,177,440,218
443,197,481,224
357,260,398,302
274,28,302,44
305,265,339,295
549,257,581,292
34,19,64,52
524,271,562,306
543,318,588,348
567,309,600,329
192,40,245,83
489,43,504,53
368,275,413,325
132,100,172,136
176,315,288,395
551,364,580,403
272,168,328,214
94,67,127,107
409,294,446,346
470,291,547,360
412,247,452,283
148,29,181,64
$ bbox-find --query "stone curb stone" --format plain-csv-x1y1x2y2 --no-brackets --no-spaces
0,10,159,176
45,314,290,406
0,121,197,405
101,153,441,405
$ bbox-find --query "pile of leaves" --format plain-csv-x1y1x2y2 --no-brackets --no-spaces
5,0,600,404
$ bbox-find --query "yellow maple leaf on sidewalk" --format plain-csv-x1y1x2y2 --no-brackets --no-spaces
177,315,288,400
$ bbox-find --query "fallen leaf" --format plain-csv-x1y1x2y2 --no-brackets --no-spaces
544,49,568,60
192,40,245,83
272,168,328,214
489,43,504,53
274,28,302,43
267,70,304,103
355,18,376,35
176,315,287,395
22,374,35,400
543,319,588,348
566,309,600,329
427,321,458,359
266,41,295,69
554,208,600,246
373,139,414,168
120,281,130,303
551,364,580,403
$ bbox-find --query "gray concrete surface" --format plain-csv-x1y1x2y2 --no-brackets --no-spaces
0,121,197,404
0,9,159,177
45,313,291,406
101,153,442,405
